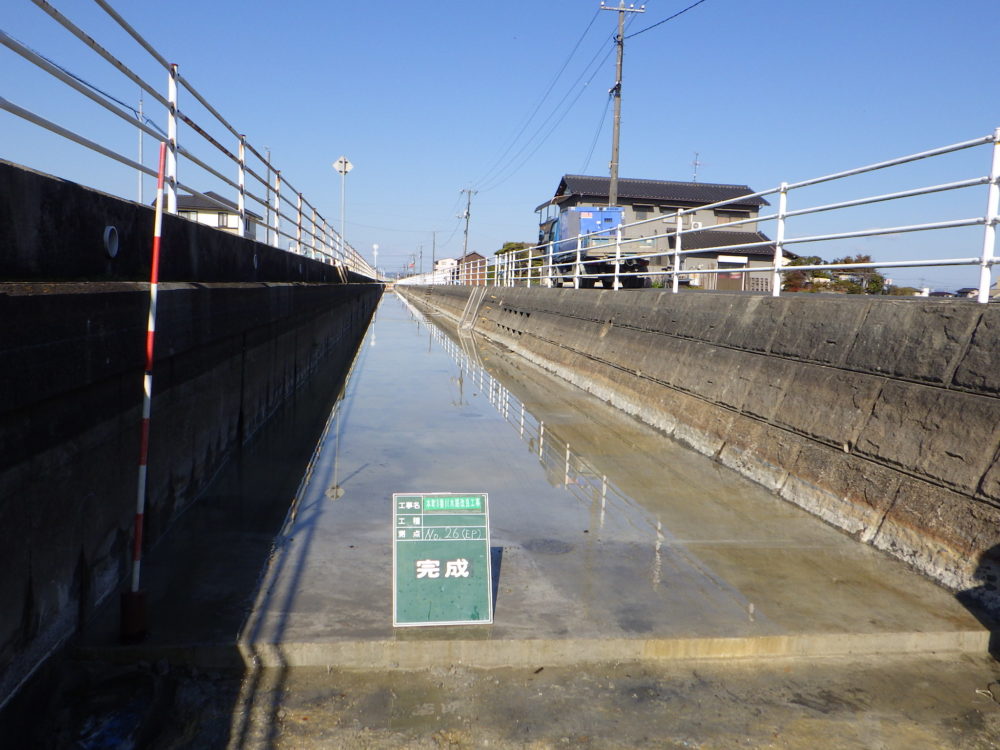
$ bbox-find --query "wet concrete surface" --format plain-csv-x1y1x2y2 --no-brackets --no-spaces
25,291,1000,748
240,292,988,666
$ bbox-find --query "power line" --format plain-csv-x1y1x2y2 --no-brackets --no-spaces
477,37,618,192
477,12,645,194
27,41,168,137
580,93,613,173
624,0,710,39
472,9,604,189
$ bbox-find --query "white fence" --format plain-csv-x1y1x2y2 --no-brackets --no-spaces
1,0,376,279
400,129,1000,303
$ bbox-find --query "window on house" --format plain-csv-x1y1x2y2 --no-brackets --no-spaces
217,212,229,228
715,210,749,225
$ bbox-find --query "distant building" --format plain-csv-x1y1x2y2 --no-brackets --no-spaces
176,191,260,240
535,175,790,292
434,258,458,272
456,252,486,286
955,287,979,298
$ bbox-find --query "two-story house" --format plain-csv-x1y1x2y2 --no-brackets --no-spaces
176,191,260,240
536,175,788,291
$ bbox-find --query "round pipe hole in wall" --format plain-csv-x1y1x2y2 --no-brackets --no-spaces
103,226,119,258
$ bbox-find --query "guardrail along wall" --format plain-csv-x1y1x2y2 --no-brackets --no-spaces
399,286,1000,617
0,164,382,710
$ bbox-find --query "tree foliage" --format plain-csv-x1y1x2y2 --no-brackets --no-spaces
496,241,528,256
782,253,886,295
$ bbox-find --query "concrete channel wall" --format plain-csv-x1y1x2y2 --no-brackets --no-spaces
399,285,1000,615
0,161,382,709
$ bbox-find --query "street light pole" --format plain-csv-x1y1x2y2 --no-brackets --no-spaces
333,156,353,262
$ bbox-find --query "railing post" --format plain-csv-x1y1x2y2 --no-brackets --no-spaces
311,207,318,260
165,63,178,213
237,135,246,238
574,235,582,289
547,242,554,288
325,220,336,262
978,128,1000,303
296,192,303,256
614,225,622,290
272,170,281,249
772,182,788,297
672,210,682,294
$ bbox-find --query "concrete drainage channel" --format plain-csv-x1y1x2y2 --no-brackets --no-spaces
9,289,1000,749
397,285,1000,621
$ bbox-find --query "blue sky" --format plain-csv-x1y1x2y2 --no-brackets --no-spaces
2,0,999,289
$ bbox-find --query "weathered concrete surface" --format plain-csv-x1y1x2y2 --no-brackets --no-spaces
0,158,382,710
14,293,996,748
12,653,1000,748
221,656,1000,748
399,286,1000,618
0,281,381,709
172,295,987,677
0,159,370,283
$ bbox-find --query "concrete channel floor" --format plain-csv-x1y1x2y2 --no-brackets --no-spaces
66,291,1000,748
240,293,990,666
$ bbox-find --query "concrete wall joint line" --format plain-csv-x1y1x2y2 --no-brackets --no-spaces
465,303,1000,515
532,308,1000,401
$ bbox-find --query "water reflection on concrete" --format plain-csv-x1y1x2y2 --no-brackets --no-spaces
398,294,754,615
242,292,985,662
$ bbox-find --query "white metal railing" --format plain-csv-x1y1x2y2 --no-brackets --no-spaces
401,129,1000,303
1,0,377,280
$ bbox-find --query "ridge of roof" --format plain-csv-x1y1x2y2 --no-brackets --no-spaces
555,174,769,207
562,174,756,192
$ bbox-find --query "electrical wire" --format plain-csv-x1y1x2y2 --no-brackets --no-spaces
477,35,617,192
580,92,613,173
472,8,603,190
624,0,710,39
29,42,168,137
477,12,642,193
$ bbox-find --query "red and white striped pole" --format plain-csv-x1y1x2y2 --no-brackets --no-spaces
121,141,167,642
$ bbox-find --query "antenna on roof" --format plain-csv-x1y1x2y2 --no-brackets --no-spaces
691,152,702,182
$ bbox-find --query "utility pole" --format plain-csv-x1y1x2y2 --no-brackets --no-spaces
460,188,477,258
601,1,644,207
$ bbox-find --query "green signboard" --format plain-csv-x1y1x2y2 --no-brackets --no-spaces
393,492,492,627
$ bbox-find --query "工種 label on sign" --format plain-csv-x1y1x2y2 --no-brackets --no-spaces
392,492,492,627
